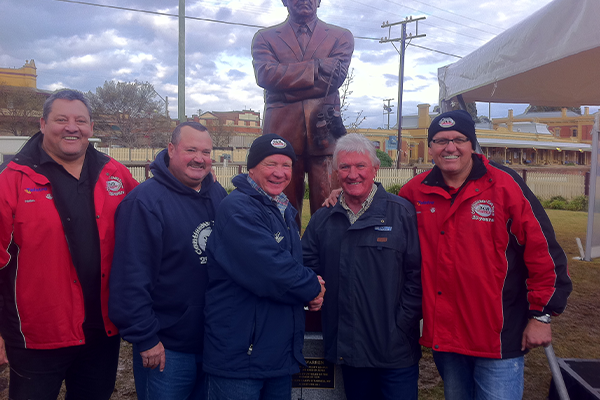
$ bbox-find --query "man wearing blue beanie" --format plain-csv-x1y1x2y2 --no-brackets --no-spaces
203,133,325,400
400,110,571,399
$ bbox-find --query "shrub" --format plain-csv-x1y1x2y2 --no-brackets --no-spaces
549,196,567,203
541,199,552,208
547,199,567,210
566,195,588,211
386,183,403,194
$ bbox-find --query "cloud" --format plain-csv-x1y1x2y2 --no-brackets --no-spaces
0,0,560,128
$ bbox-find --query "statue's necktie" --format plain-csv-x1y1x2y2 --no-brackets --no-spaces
298,25,309,53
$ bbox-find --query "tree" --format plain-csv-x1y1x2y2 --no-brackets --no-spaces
376,149,393,167
86,80,170,147
205,119,235,148
0,85,45,136
339,68,366,132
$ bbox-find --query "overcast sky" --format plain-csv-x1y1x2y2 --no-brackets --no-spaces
2,0,592,129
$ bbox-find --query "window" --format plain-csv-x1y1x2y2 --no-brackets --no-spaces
571,128,578,138
554,128,561,137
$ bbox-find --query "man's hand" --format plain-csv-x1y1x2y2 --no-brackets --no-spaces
140,342,166,371
0,336,8,365
521,319,552,351
308,275,326,311
322,188,342,208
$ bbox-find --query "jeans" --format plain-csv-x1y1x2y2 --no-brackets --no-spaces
5,330,120,400
204,373,292,400
341,364,419,400
132,343,204,400
432,351,524,400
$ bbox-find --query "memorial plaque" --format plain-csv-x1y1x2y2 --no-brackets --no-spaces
292,358,335,389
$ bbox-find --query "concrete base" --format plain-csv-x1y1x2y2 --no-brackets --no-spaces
292,333,346,400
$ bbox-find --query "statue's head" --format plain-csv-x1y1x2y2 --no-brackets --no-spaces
282,0,321,23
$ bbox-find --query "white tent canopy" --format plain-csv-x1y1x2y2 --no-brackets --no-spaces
438,0,600,106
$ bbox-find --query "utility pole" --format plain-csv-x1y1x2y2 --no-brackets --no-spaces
381,16,426,168
383,98,394,130
178,0,185,123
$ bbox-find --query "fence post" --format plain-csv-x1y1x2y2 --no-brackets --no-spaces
145,161,151,180
238,164,243,174
585,171,590,196
522,169,527,184
413,166,417,177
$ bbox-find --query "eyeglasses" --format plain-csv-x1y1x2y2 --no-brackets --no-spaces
431,137,470,146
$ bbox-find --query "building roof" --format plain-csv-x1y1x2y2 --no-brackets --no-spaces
478,138,591,152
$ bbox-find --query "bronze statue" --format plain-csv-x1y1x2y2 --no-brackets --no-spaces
252,0,354,222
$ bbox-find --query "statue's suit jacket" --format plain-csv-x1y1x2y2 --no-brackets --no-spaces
252,18,354,156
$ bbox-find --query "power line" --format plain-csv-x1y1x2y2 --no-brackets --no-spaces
55,0,465,60
355,36,462,58
54,0,265,29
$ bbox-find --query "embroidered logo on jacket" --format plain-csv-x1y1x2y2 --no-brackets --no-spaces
274,232,284,243
106,176,125,196
193,221,212,264
24,187,48,194
471,200,495,222
416,200,434,206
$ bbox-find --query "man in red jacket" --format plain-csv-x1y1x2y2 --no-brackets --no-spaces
0,89,138,399
399,110,572,399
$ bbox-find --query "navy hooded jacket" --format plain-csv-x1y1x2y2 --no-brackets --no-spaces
203,174,321,379
109,149,227,354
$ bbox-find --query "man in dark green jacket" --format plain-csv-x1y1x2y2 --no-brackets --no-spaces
302,133,422,400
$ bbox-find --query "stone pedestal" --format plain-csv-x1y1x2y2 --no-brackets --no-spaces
291,333,346,400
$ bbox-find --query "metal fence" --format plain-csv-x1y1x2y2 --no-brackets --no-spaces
123,163,587,199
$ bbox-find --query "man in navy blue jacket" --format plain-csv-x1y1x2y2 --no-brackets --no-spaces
109,122,227,400
302,133,422,400
203,133,324,400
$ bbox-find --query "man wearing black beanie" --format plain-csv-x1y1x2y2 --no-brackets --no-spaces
203,133,325,400
399,110,571,400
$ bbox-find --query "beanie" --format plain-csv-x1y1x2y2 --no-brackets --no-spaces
247,133,297,169
428,110,477,150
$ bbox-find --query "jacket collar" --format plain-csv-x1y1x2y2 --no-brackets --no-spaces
331,182,388,226
10,131,109,184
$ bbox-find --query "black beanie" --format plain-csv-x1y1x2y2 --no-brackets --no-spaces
428,110,477,150
247,133,297,169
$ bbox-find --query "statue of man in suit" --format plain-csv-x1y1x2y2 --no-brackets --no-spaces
252,0,354,222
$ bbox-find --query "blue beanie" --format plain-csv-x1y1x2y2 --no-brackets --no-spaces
247,133,297,169
428,110,477,150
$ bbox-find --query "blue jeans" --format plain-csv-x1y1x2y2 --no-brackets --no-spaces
341,364,419,400
432,351,524,400
132,343,204,400
204,373,292,400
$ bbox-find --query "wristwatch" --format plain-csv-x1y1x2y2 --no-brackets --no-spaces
532,314,551,324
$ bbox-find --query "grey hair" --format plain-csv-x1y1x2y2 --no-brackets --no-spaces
42,90,92,121
171,122,209,145
333,133,381,170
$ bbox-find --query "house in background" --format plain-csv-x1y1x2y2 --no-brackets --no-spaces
0,60,52,136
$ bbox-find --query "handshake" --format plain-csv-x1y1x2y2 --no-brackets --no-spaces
307,275,326,311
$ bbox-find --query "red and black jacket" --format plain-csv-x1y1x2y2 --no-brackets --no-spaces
400,154,571,359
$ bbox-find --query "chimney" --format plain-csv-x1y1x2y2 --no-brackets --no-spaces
417,104,431,128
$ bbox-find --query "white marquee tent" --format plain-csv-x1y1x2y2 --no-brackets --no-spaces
438,0,600,107
437,0,600,260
